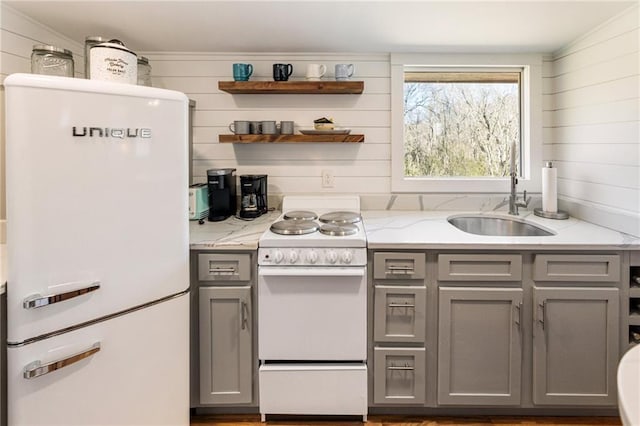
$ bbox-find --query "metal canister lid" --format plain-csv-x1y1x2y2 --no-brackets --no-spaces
545,161,553,168
84,36,110,43
90,39,137,57
32,44,73,57
138,56,149,65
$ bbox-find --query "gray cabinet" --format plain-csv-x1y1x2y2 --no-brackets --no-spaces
438,287,523,405
198,286,253,405
374,285,426,343
371,251,427,406
532,287,619,406
373,347,426,404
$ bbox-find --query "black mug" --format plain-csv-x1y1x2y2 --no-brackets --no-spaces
273,63,293,81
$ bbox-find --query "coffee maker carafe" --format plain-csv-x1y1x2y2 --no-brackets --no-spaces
239,175,267,219
207,168,236,221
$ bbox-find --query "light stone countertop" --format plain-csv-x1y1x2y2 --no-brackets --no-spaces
363,210,640,250
188,209,640,251
189,211,280,250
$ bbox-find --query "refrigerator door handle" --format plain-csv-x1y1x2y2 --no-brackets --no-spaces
23,342,101,379
23,281,101,309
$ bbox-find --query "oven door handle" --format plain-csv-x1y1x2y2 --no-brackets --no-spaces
258,267,365,277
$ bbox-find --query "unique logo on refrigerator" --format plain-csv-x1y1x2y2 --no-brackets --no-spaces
72,127,152,139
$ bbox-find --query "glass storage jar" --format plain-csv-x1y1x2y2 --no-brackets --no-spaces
137,56,152,86
31,45,74,77
84,36,108,78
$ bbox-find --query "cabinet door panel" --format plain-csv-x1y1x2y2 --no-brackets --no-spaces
533,287,619,406
199,286,252,405
374,285,426,343
373,347,426,405
438,287,522,405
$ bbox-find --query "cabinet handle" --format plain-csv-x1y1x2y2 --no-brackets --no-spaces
515,302,522,331
23,281,100,309
23,342,100,379
539,301,546,331
208,267,237,275
388,365,414,371
386,265,414,275
388,303,415,308
241,301,249,330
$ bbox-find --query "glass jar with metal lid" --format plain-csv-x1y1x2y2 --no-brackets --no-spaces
31,44,74,77
137,56,152,86
84,36,108,78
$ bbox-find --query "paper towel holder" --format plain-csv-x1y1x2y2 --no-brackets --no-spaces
535,161,569,219
534,207,569,220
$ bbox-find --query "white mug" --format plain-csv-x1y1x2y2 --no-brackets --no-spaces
335,63,355,81
306,64,327,81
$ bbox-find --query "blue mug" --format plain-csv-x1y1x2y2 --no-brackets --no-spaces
233,63,253,81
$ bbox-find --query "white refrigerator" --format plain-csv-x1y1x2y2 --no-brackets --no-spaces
4,74,190,426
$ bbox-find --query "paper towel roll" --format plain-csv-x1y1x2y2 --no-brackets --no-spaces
542,162,558,213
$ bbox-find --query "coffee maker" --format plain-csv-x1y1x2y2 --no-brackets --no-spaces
207,168,236,221
239,175,268,219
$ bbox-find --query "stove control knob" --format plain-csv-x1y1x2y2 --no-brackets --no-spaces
327,250,338,264
341,251,353,264
288,251,299,264
274,250,284,264
307,251,318,264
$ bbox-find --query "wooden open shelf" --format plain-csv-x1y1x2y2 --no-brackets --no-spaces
219,134,364,143
218,80,364,94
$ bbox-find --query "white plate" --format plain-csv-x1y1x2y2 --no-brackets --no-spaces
299,129,351,135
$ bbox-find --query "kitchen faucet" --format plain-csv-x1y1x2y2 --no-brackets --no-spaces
508,170,531,215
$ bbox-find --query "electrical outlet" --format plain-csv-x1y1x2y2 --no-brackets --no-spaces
321,170,334,188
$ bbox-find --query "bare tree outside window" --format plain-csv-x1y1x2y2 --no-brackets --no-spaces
403,71,521,178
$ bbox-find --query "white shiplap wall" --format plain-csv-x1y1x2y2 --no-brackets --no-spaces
1,2,638,237
545,4,640,236
147,52,391,196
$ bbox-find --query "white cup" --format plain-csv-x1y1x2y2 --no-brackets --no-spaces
335,63,355,81
306,64,327,81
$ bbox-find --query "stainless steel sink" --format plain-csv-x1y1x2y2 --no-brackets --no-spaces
448,215,555,237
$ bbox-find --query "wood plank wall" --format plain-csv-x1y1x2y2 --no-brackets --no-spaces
544,4,639,236
147,52,392,195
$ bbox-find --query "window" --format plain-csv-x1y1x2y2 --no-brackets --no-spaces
391,54,542,193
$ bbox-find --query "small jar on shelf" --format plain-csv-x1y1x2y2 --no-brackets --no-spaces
31,44,74,77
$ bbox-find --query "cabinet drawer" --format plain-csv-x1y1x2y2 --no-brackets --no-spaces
533,254,620,282
198,253,251,281
438,254,522,282
373,347,426,405
374,286,426,343
374,252,426,280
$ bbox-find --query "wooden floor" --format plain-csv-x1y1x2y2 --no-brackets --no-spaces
191,414,622,426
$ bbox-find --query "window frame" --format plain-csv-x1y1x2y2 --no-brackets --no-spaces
391,53,543,193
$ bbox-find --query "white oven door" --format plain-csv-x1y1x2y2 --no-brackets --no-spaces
258,266,367,360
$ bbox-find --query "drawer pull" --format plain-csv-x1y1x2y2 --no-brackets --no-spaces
388,303,415,308
387,266,414,275
23,342,100,379
388,365,414,371
208,267,237,275
23,281,100,309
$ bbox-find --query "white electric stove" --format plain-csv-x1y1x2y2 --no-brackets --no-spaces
257,195,368,421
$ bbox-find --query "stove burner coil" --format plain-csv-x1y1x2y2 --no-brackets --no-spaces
319,223,358,236
319,211,362,225
270,219,319,235
283,210,318,221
